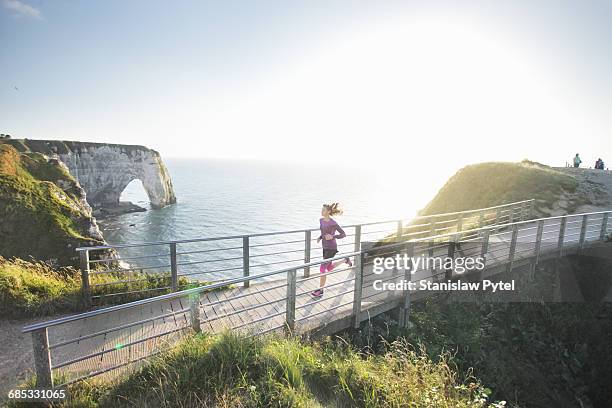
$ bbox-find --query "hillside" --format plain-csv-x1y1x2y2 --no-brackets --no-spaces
10,331,501,407
0,144,105,267
420,160,608,217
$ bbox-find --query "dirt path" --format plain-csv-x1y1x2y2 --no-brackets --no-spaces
557,168,612,213
0,317,40,398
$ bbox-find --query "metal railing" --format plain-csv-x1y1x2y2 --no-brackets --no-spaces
76,199,534,304
23,205,612,389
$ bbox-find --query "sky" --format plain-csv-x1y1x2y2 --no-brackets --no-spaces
1,0,611,172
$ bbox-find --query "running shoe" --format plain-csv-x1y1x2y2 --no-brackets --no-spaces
311,288,324,297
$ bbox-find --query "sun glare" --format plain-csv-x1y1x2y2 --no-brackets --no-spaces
188,17,574,177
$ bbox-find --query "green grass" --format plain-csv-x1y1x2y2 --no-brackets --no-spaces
0,256,212,318
0,256,84,317
420,160,581,217
372,160,585,244
0,144,104,267
11,331,504,408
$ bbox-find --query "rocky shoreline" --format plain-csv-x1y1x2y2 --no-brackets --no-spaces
93,201,147,218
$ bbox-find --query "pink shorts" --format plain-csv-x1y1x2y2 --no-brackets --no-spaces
320,249,338,274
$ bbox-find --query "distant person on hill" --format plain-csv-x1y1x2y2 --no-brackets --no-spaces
573,153,582,168
595,158,605,170
311,202,352,298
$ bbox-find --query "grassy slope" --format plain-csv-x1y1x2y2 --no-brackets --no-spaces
0,144,103,267
23,331,502,408
420,160,580,216
0,256,211,318
0,256,84,317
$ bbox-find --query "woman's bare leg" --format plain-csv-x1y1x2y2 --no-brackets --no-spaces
319,258,352,288
316,257,352,293
319,273,327,288
329,259,350,269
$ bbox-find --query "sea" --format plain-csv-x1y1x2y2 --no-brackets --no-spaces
97,159,446,281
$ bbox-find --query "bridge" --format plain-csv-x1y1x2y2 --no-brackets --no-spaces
21,199,612,389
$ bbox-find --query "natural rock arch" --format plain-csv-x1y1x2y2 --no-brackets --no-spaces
2,139,176,209
60,143,176,209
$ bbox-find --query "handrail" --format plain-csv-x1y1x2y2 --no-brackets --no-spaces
407,209,610,245
75,199,533,251
24,205,611,334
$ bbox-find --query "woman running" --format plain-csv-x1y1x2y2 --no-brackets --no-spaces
311,202,352,297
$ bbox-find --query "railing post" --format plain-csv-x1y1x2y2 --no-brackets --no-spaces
474,229,490,281
508,206,515,224
600,213,609,241
481,229,490,265
558,217,567,257
32,328,53,388
398,243,414,328
445,235,458,280
506,224,519,273
303,230,311,278
528,199,536,219
494,208,501,231
352,252,365,329
189,293,201,333
428,217,435,262
517,201,524,220
170,243,178,291
579,215,589,251
243,236,250,288
285,268,297,333
391,221,404,290
79,250,92,307
534,220,544,265
353,225,362,253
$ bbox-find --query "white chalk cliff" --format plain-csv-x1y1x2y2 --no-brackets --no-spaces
58,144,176,209
1,139,176,209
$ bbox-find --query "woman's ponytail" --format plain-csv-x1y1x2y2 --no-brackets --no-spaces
324,202,343,216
